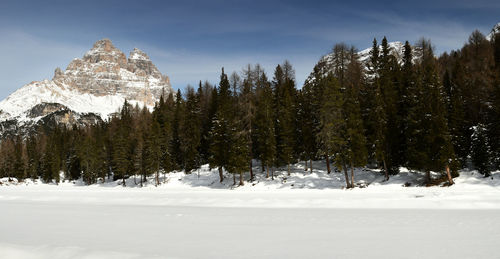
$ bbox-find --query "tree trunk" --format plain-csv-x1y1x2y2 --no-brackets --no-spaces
122,177,125,187
249,160,254,182
218,166,224,183
446,165,454,185
239,172,244,186
305,160,308,171
350,160,355,188
382,156,389,181
155,171,159,187
140,173,143,187
287,164,290,176
134,174,137,185
342,161,350,188
310,159,313,173
266,165,269,178
326,155,331,174
233,173,236,185
426,170,431,185
271,168,274,180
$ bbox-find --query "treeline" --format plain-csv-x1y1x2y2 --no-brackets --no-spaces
0,28,499,187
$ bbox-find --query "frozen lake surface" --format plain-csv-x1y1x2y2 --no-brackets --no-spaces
1,164,500,258
1,187,500,259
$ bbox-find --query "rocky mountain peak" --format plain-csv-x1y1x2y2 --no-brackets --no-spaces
127,47,163,78
82,38,127,66
0,38,172,134
129,48,150,61
91,38,114,51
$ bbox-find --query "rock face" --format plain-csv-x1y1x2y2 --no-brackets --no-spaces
0,38,172,136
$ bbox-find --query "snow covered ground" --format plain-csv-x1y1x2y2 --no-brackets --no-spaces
1,161,500,258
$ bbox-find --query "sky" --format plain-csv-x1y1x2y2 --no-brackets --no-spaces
0,0,499,99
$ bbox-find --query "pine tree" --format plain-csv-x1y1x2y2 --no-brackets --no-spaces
471,124,492,176
317,73,347,184
488,33,500,169
373,76,389,180
273,63,296,175
134,107,148,186
160,92,175,177
12,136,26,180
42,131,62,183
181,87,202,172
112,100,134,186
227,117,250,185
171,89,184,170
318,44,368,188
25,135,40,180
443,67,468,171
0,139,15,180
344,47,368,186
149,120,162,186
209,68,233,183
254,71,276,178
240,67,256,181
361,38,379,165
379,37,401,174
199,84,217,165
400,41,415,168
78,128,99,184
407,39,456,184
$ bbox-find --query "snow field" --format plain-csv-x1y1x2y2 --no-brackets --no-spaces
1,161,500,258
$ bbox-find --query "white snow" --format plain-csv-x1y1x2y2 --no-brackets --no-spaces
128,48,150,61
1,161,499,258
0,80,147,121
486,22,500,41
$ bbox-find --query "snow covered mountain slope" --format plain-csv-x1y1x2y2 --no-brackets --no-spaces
0,39,172,135
306,22,500,85
305,41,418,85
486,22,500,41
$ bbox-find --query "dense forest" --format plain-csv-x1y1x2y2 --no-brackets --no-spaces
1,28,499,188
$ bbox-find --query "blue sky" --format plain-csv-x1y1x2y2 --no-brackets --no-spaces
0,0,499,99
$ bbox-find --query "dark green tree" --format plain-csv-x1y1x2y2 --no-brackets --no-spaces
471,124,492,176
273,63,296,175
254,72,276,179
181,87,202,172
209,68,233,183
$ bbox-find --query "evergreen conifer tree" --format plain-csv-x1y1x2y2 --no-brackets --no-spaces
181,87,202,172
171,90,184,170
209,68,233,183
254,72,276,179
471,124,492,176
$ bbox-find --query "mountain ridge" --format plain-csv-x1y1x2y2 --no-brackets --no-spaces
0,39,172,124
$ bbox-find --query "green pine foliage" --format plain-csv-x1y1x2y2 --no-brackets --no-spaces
171,90,184,170
254,71,276,178
273,62,297,174
407,39,457,183
181,87,202,172
317,73,345,171
209,68,233,183
471,124,492,176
